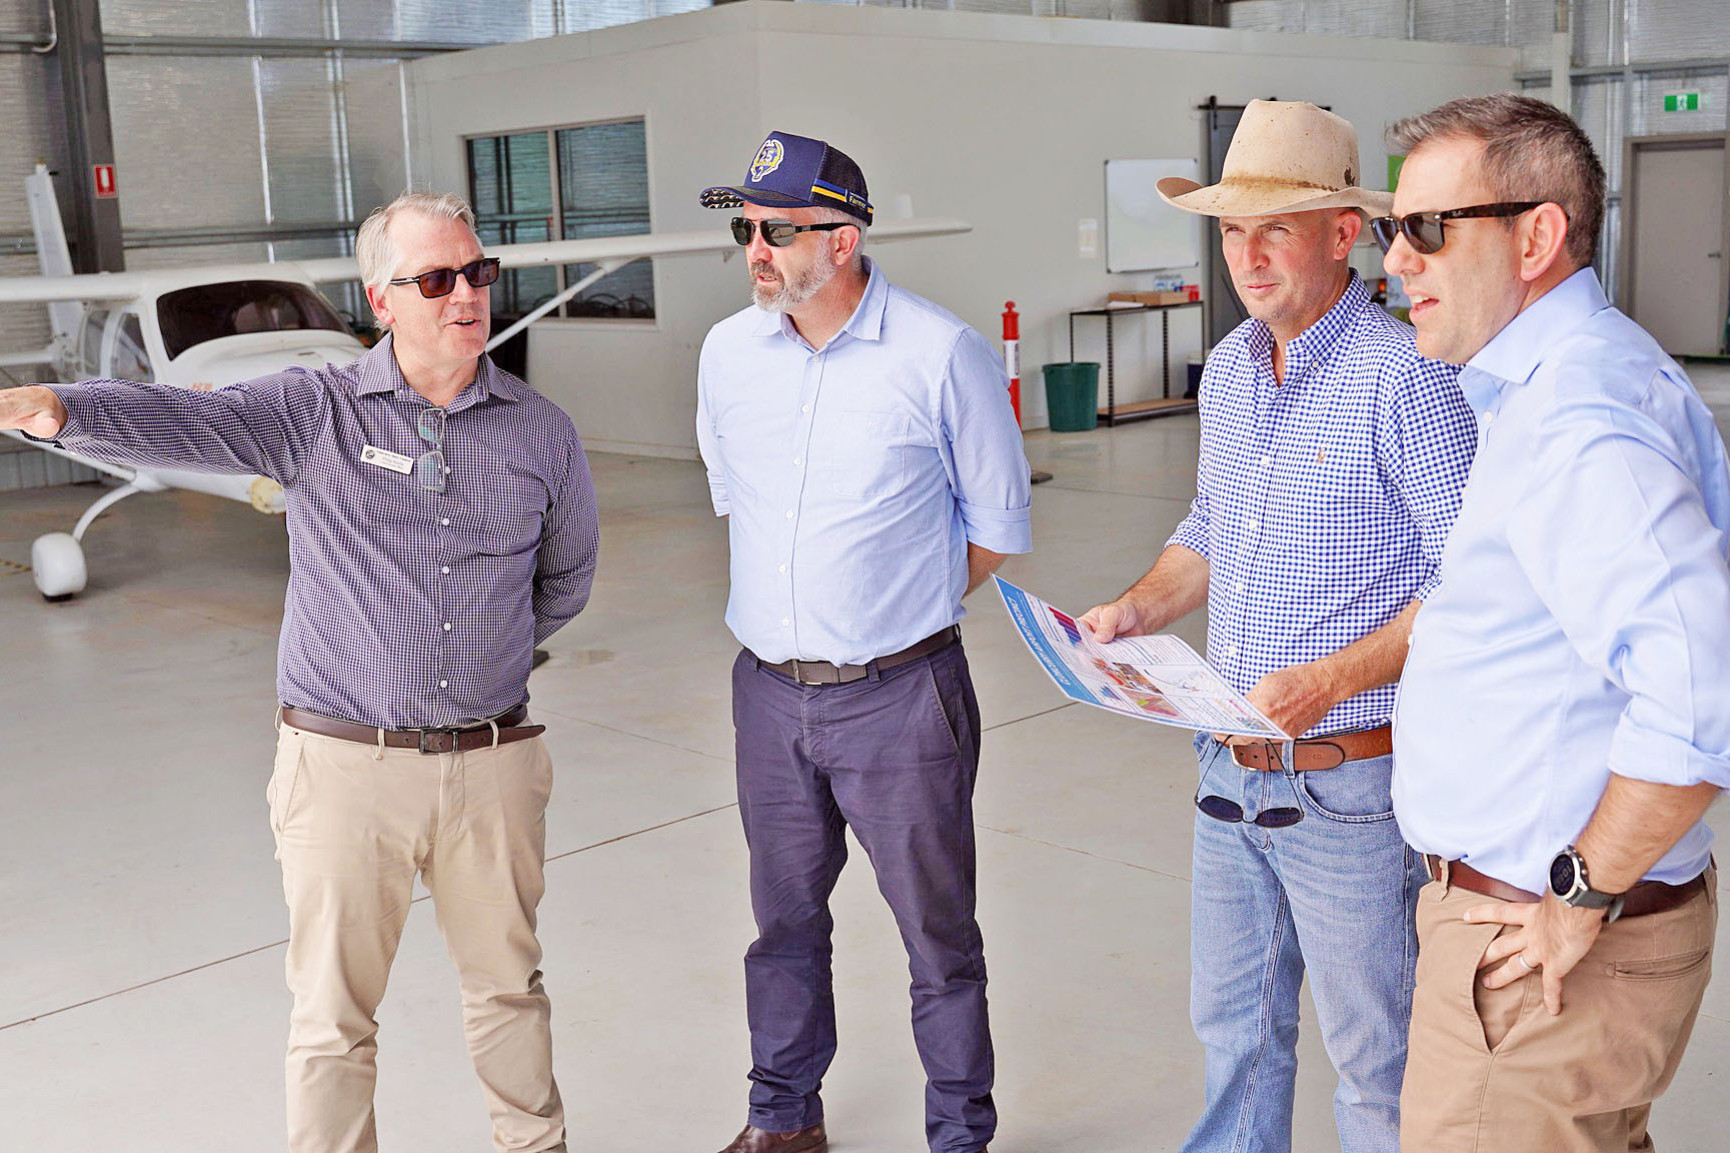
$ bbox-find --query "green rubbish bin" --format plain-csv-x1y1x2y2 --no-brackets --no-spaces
1042,362,1100,432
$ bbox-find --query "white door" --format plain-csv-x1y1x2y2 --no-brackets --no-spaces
1630,142,1726,357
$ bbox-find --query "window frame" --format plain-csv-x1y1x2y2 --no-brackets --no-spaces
464,114,658,330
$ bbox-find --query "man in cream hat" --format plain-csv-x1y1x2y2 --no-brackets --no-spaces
1080,100,1475,1152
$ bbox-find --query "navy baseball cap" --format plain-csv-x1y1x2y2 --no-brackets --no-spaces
701,131,873,226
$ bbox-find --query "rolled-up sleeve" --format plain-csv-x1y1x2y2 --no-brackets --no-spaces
1166,382,1213,557
939,327,1031,555
50,371,326,484
532,426,601,644
1508,393,1730,789
1384,355,1475,601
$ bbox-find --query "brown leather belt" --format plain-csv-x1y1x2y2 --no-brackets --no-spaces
280,704,545,755
756,626,960,686
1423,854,1708,919
1229,725,1393,772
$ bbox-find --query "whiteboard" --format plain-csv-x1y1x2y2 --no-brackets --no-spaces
1105,158,1200,273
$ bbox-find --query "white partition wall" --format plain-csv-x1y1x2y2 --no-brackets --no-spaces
407,2,1513,454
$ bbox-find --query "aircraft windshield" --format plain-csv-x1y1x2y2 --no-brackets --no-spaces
157,280,350,360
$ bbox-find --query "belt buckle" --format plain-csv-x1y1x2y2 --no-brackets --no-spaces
418,727,456,754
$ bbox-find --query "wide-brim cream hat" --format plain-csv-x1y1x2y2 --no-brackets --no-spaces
1158,100,1394,217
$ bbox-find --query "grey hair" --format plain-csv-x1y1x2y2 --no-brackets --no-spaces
355,191,479,296
809,204,867,269
1386,93,1605,270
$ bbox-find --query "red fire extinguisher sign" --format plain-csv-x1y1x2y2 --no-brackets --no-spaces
93,164,117,199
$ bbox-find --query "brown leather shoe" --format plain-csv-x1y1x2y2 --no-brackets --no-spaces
715,1122,827,1153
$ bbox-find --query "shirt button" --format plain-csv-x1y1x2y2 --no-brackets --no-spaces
1246,516,1260,531
1481,411,1496,424
440,517,450,526
801,404,811,413
439,680,448,689
785,509,794,519
443,622,452,631
778,564,787,573
441,566,450,575
1234,580,1246,594
792,457,801,466
1260,455,1273,468
1223,642,1238,657
781,618,791,627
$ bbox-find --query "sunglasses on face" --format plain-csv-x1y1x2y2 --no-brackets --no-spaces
1368,202,1548,255
388,257,502,299
730,217,854,248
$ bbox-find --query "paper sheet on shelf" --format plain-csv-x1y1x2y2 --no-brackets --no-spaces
994,575,1289,738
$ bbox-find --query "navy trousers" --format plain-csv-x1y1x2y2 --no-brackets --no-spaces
731,640,996,1153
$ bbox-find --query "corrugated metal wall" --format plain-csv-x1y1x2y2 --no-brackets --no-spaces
1220,0,1730,302
0,0,707,491
1,0,1724,492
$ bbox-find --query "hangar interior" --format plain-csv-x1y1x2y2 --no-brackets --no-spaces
2,1,1729,1150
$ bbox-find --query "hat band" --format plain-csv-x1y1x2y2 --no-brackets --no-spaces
1215,175,1348,194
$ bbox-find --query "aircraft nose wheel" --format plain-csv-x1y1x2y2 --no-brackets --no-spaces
31,532,86,600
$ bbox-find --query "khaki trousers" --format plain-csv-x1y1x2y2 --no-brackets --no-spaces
268,723,566,1153
1401,867,1716,1153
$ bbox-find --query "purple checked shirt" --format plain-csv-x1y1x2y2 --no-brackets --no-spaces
48,335,599,729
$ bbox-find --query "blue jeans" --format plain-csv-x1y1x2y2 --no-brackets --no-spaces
1181,733,1424,1153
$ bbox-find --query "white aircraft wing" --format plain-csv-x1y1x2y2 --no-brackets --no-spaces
0,272,154,305
291,216,973,283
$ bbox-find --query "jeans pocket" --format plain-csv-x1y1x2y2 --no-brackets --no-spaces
1294,754,1396,823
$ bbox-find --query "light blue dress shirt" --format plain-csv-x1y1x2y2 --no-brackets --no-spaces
1393,269,1730,893
696,257,1032,665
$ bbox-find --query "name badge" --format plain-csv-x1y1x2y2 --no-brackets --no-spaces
361,444,413,475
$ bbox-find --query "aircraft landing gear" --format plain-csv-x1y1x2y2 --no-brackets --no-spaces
32,479,152,600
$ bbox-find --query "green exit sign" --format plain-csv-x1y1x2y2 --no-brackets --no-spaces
1664,92,1703,112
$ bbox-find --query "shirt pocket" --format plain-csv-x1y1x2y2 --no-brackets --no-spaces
821,409,912,500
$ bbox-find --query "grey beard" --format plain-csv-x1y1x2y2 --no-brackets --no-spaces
751,256,836,312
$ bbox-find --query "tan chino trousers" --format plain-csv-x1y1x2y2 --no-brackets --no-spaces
1401,866,1716,1152
268,723,566,1153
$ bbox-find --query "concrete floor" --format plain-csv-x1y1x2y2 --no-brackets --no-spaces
2,365,1728,1152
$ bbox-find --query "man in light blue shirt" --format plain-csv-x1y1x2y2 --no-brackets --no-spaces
1380,94,1729,1152
694,132,1031,1153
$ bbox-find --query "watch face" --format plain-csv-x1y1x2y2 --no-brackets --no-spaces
1550,852,1576,898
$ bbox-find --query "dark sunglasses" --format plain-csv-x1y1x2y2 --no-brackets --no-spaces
389,257,502,299
1368,202,1547,255
1196,791,1305,828
730,217,854,248
415,405,447,494
1194,742,1304,828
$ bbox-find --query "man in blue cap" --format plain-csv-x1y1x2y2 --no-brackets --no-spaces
695,132,1032,1153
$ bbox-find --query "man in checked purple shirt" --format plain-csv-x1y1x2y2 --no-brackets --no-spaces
1079,103,1475,1152
0,193,598,1153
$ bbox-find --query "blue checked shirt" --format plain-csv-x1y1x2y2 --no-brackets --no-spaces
47,335,600,729
697,257,1033,665
1168,272,1475,736
1394,270,1730,892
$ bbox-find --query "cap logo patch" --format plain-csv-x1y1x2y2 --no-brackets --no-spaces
750,139,785,183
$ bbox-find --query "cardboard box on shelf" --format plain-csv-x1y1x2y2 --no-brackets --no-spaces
1107,290,1192,306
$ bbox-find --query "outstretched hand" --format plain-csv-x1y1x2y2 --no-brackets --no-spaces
0,385,67,439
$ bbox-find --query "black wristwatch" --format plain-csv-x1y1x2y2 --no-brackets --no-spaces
1548,846,1625,923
